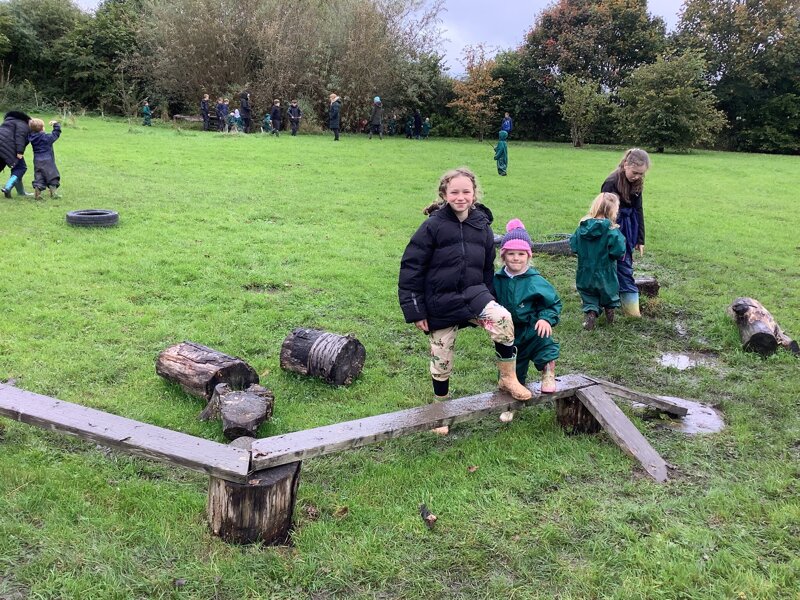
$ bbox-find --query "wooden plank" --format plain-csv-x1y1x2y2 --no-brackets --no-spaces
583,376,689,417
0,383,251,482
576,385,668,482
251,374,595,470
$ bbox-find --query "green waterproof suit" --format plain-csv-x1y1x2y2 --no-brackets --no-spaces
569,218,626,313
494,266,561,383
494,130,508,175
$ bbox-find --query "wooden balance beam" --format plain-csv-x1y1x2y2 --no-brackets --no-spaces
0,373,677,544
0,382,250,482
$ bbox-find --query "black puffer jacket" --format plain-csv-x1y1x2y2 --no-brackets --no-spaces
0,111,31,167
399,202,496,331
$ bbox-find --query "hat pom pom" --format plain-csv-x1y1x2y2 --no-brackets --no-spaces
506,218,525,233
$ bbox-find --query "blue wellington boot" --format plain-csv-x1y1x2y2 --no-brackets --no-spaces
2,174,19,198
620,292,641,317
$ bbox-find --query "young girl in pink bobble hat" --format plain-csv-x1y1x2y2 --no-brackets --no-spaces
493,218,562,422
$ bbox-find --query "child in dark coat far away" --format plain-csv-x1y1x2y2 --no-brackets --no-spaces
399,167,532,436
142,101,152,126
270,99,282,136
494,219,562,422
27,118,62,199
494,130,508,176
287,99,302,136
570,192,626,331
0,110,33,198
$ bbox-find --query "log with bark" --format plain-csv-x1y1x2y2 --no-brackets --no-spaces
156,341,259,400
635,276,660,298
280,328,366,386
207,437,301,545
727,297,799,357
200,383,275,440
555,395,602,434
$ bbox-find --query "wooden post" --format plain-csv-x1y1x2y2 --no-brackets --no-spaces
156,341,259,400
555,395,601,434
207,437,301,545
727,297,799,357
199,383,275,440
635,276,660,298
280,328,366,386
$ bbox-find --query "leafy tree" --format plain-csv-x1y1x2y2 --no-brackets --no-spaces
556,74,607,147
616,52,726,151
447,44,503,141
677,0,800,153
493,49,565,140
524,0,666,91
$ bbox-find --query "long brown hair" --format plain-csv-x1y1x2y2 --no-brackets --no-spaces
610,148,650,203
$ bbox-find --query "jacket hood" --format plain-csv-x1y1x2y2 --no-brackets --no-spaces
498,130,508,141
4,111,31,122
495,265,541,279
578,218,613,240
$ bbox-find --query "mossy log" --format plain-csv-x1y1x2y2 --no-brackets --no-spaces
280,328,365,386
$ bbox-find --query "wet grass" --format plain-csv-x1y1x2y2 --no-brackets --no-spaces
0,117,798,599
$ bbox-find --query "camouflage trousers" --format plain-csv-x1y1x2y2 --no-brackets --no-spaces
429,301,515,382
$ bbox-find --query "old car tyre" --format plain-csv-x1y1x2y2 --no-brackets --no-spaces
66,209,119,227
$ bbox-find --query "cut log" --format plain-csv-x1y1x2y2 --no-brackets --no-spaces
635,276,660,297
207,438,301,545
555,395,601,434
200,383,274,440
728,297,798,357
280,328,366,386
156,341,259,400
576,385,668,482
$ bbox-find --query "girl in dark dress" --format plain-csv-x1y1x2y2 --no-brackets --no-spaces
600,148,650,317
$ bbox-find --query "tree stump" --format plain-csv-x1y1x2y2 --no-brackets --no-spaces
635,276,660,298
156,341,259,400
200,383,274,440
727,297,799,357
207,437,301,545
555,395,601,434
280,328,366,386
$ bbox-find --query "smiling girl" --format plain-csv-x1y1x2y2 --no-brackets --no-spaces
399,168,531,434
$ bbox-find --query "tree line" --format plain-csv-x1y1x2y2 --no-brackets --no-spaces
0,0,797,153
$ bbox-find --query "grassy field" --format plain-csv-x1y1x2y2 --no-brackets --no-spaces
0,117,798,599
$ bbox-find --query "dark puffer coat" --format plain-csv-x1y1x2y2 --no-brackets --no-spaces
329,98,342,129
399,202,496,331
0,111,31,168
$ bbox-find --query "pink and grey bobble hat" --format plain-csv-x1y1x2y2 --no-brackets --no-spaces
500,218,533,256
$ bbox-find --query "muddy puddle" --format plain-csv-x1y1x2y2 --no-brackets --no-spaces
659,352,717,371
634,396,725,435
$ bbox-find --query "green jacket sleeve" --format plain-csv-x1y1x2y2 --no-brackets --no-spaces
608,229,626,260
534,279,562,327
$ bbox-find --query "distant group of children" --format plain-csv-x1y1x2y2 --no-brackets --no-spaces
399,148,650,431
0,110,62,200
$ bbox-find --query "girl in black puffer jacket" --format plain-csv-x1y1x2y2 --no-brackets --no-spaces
399,167,531,434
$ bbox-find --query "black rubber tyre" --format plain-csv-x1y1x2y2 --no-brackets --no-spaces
66,209,119,227
494,232,574,256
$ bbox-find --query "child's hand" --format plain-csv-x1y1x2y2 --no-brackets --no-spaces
534,319,552,338
414,319,429,332
50,120,58,125
635,244,645,256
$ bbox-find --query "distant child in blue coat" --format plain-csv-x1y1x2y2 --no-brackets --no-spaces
570,193,626,331
27,118,61,199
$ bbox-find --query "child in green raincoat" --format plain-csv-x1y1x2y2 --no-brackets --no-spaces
494,219,562,421
569,192,627,331
494,130,508,176
142,101,152,126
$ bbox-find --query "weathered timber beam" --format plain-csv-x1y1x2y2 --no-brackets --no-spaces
250,374,595,470
583,376,688,417
576,385,668,483
0,383,251,482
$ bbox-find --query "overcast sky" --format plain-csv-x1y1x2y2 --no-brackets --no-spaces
73,0,685,73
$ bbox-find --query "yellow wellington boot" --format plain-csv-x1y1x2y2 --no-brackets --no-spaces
540,361,556,394
497,360,532,401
